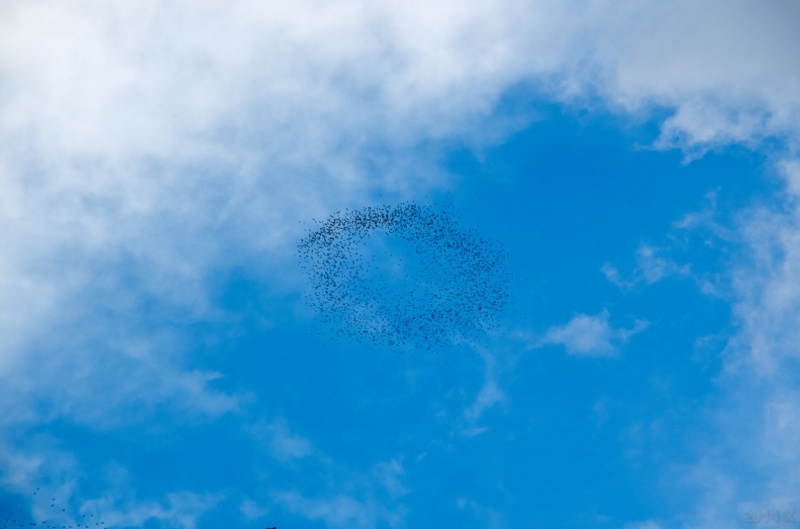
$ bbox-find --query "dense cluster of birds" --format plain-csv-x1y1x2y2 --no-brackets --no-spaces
298,201,511,350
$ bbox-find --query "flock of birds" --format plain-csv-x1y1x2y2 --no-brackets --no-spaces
1,491,277,529
298,201,511,350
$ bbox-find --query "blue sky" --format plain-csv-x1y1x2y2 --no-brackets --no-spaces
1,2,800,529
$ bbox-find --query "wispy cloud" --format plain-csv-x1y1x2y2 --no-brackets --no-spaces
602,244,690,291
457,497,506,529
0,445,224,529
644,160,800,529
623,522,662,529
372,459,410,498
461,352,507,436
239,498,269,521
274,491,406,529
73,492,224,529
250,418,314,463
463,378,506,423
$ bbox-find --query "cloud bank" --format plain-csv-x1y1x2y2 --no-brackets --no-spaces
1,0,800,527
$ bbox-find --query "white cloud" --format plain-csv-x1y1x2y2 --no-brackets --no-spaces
0,321,240,429
727,181,800,376
274,491,406,529
0,0,571,443
537,311,648,357
673,190,738,249
586,0,800,154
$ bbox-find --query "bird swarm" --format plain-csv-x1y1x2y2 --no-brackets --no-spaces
298,202,511,351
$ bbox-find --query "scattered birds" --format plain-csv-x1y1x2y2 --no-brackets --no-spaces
298,201,511,350
0,493,108,529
